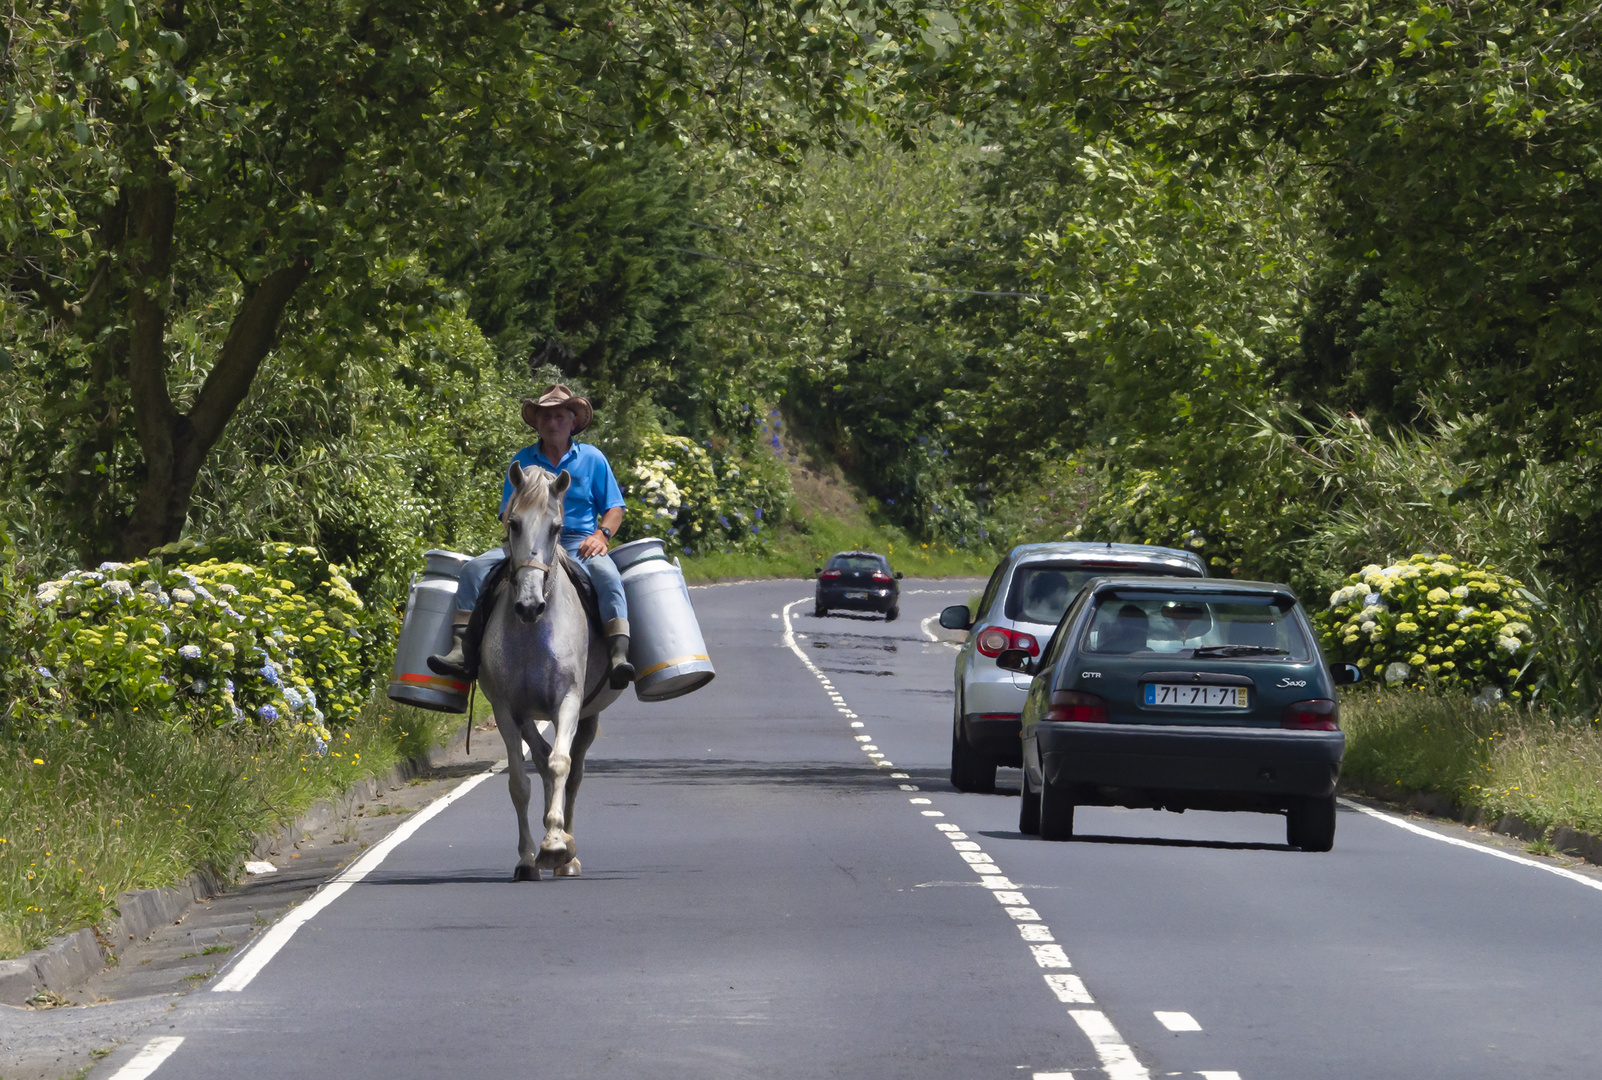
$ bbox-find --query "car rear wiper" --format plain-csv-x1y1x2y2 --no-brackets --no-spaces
1191,644,1289,657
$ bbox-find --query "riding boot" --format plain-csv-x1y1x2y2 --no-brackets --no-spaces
427,611,479,681
603,618,635,690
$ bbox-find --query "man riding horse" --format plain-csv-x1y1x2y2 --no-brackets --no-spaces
428,383,634,690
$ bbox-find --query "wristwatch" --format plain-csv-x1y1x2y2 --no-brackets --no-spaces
599,526,613,539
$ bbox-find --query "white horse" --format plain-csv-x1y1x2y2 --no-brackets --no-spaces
479,463,622,880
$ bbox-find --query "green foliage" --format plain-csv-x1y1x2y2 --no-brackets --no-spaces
1322,556,1535,697
0,697,456,958
617,432,791,553
24,540,382,741
1341,690,1602,836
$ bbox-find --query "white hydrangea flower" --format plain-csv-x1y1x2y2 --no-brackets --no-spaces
1384,662,1411,684
1450,585,1470,599
1497,636,1522,655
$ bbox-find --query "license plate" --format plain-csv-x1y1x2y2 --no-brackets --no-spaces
1145,684,1248,708
845,591,868,599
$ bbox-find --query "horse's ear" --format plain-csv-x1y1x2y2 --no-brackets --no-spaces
509,461,526,491
552,469,571,496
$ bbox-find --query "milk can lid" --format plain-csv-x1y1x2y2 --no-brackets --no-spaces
608,536,667,572
422,549,473,579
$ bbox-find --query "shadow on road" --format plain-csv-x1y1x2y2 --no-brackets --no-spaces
580,758,898,791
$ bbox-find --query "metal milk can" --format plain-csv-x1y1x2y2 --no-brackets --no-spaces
387,549,472,713
610,537,715,702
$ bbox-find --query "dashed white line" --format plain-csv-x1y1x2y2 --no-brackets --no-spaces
1044,972,1095,1004
106,1037,184,1080
1155,1011,1203,1032
1030,943,1073,968
1069,1010,1151,1080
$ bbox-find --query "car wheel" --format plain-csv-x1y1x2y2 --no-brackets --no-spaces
884,605,899,622
1019,765,1041,835
949,716,996,793
814,602,828,617
1287,794,1336,852
1038,776,1075,841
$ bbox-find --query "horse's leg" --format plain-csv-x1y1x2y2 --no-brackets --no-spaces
534,691,583,870
552,712,600,877
496,710,541,882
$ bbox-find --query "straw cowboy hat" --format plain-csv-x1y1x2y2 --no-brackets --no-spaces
522,383,593,434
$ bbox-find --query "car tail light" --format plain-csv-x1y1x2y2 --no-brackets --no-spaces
871,570,892,583
1282,698,1339,730
975,627,1040,658
820,569,842,580
1046,690,1108,722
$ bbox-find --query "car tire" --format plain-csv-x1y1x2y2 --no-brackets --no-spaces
1019,766,1041,835
884,605,899,622
1287,794,1336,852
950,716,996,793
814,602,828,617
1038,776,1075,841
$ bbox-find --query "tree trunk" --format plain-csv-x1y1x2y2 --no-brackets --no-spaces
118,175,310,559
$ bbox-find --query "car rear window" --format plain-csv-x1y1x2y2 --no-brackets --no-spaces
1079,591,1313,661
1004,563,1198,625
830,555,885,572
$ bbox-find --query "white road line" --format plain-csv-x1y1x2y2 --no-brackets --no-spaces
212,762,504,992
1044,972,1095,1004
1030,943,1072,968
775,595,1176,1080
1154,1011,1202,1032
107,1037,184,1080
919,613,962,650
1338,796,1602,894
1069,1010,1151,1080
1198,1073,1243,1080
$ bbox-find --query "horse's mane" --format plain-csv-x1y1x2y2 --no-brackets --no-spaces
506,469,557,518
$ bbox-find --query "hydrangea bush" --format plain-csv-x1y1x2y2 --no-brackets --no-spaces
618,433,789,553
1320,555,1537,698
26,540,383,745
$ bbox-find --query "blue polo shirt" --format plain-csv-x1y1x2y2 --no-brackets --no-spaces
501,441,625,536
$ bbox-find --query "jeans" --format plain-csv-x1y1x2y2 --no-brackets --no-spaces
454,533,627,628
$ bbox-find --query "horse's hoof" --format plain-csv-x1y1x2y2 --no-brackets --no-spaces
512,863,541,882
534,847,567,870
554,858,581,878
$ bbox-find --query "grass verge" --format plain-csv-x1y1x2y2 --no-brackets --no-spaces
678,514,995,583
0,698,458,959
1341,689,1602,836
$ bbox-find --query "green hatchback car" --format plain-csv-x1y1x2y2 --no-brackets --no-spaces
999,577,1360,851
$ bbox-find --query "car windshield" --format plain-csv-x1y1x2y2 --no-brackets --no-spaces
830,556,884,572
1005,564,1195,626
1079,592,1312,660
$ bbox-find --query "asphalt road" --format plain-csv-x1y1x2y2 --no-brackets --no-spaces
87,578,1602,1079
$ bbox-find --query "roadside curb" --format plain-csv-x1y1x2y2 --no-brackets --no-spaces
1341,779,1602,866
0,722,472,1007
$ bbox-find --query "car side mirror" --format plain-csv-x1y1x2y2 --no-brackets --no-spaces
894,571,903,579
813,567,822,576
1330,663,1362,686
938,604,972,631
995,648,1037,675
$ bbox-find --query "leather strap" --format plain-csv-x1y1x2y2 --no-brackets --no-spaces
512,557,551,573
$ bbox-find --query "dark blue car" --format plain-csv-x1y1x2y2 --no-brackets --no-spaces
1000,577,1360,851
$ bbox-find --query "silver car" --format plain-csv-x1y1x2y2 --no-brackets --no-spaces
938,542,1207,792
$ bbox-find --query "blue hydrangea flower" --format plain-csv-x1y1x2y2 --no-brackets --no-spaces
314,735,329,757
36,665,53,680
258,663,281,687
178,644,202,660
257,704,279,722
718,514,730,529
191,679,208,693
282,687,305,712
224,679,235,693
755,508,762,520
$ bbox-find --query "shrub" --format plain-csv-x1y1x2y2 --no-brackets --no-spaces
24,540,385,745
1320,555,1537,698
617,432,789,554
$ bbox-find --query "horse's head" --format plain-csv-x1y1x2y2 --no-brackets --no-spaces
503,462,569,622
